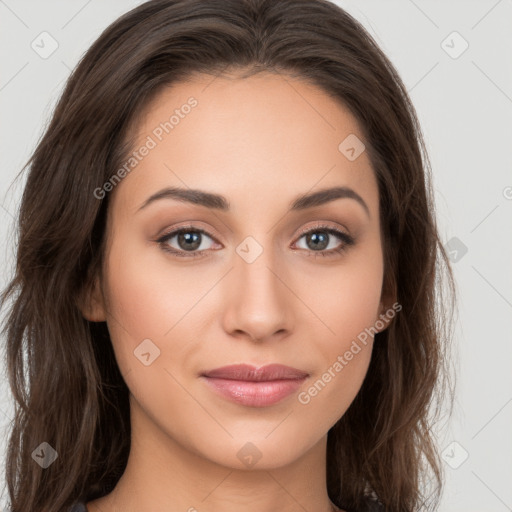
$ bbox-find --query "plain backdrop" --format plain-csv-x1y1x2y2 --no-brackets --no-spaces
0,1,511,510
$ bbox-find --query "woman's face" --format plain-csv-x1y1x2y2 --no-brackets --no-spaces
93,71,389,470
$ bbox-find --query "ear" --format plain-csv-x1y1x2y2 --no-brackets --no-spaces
374,290,399,334
76,274,107,322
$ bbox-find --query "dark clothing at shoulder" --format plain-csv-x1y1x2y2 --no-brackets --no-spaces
346,497,386,512
361,498,386,511
367,498,386,511
69,501,87,512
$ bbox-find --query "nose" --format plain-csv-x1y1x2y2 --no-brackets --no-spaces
220,244,294,343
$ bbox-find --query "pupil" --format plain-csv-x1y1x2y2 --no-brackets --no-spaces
308,232,328,250
178,231,201,251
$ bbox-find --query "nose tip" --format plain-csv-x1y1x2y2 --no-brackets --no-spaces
222,254,293,344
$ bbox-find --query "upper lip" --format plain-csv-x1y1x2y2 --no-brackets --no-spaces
201,364,309,381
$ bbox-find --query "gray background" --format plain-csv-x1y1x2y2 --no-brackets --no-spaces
1,0,511,510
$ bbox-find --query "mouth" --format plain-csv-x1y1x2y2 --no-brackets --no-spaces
200,364,309,407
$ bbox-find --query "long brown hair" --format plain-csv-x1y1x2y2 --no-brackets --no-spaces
1,0,456,510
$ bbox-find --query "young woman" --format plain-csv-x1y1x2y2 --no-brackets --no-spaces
1,0,456,511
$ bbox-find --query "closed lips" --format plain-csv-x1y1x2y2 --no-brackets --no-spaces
201,363,309,381
200,364,309,407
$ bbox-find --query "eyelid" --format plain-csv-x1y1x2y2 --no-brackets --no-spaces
294,221,350,239
156,221,221,242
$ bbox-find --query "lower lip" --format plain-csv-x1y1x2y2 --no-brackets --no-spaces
201,376,307,407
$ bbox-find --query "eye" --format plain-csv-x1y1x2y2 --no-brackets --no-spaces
156,223,355,259
157,226,218,258
293,224,355,258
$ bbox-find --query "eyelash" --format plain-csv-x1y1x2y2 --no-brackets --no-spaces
156,223,355,259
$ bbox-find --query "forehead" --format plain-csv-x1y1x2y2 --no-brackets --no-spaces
113,71,378,216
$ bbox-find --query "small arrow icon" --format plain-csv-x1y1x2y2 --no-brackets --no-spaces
236,236,263,263
31,442,58,468
442,441,469,469
444,236,467,263
236,441,262,467
338,134,365,161
134,339,161,366
440,31,468,59
31,31,59,59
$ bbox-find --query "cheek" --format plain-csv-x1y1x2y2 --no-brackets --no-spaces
296,271,381,426
102,229,228,384
328,266,383,347
104,231,213,342
294,242,383,412
298,240,384,353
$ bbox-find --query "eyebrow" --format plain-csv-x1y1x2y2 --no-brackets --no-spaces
137,185,370,217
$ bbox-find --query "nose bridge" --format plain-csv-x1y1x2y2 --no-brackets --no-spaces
221,232,293,340
234,233,284,303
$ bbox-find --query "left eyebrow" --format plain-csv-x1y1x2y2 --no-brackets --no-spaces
136,185,370,218
290,186,370,218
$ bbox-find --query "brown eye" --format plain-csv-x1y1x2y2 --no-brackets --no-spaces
294,226,355,258
157,227,218,258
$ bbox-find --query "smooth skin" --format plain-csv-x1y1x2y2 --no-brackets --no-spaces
81,71,393,512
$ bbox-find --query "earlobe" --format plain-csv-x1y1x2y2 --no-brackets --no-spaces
375,296,398,333
76,275,107,322
376,304,392,333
